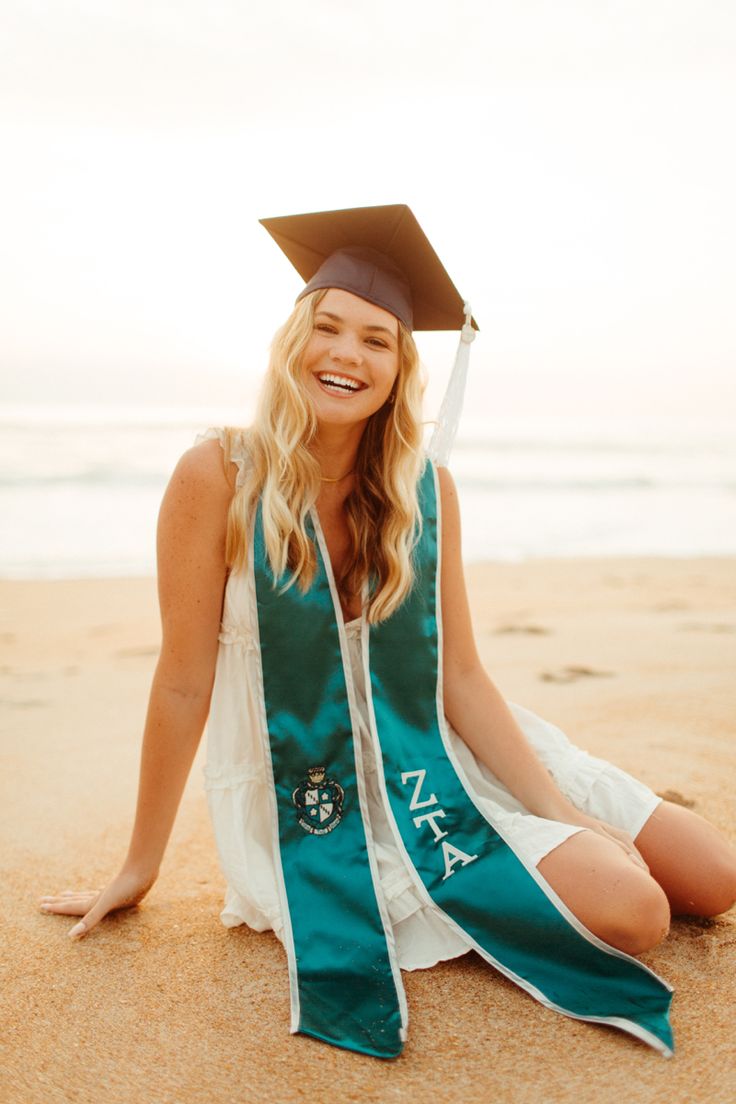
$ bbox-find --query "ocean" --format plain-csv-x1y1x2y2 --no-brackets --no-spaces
2,404,735,578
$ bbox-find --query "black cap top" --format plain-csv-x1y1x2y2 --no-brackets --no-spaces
259,204,478,333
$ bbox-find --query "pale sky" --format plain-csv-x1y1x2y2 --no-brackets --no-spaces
2,0,735,420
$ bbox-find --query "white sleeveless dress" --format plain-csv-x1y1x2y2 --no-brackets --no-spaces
198,429,661,971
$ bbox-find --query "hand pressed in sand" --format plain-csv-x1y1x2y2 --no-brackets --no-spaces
39,867,158,938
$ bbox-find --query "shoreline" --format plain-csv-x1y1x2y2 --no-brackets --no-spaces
4,550,736,584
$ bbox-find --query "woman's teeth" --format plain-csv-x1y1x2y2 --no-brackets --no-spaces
318,373,364,394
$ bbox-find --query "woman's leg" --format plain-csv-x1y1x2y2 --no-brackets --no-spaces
537,830,671,955
633,800,736,917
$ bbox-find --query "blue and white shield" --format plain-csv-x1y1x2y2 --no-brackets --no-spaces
292,768,345,835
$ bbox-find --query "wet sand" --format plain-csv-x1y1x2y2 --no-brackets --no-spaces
2,558,735,1103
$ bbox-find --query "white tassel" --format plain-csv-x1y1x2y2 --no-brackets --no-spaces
426,301,476,466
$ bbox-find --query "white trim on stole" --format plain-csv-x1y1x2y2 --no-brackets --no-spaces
310,507,409,1042
360,458,673,1058
250,524,302,1036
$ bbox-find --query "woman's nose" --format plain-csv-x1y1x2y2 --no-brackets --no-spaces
330,333,362,365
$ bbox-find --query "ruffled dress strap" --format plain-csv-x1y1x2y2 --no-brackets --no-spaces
195,426,250,490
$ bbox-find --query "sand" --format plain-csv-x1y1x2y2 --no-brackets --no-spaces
2,558,735,1104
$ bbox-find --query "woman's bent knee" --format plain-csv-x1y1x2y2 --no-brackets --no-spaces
538,830,671,955
600,878,671,955
686,853,736,918
635,802,736,918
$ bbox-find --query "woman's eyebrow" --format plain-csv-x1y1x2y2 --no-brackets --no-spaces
364,324,397,337
315,310,396,338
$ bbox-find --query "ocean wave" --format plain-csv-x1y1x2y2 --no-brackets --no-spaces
3,468,736,492
0,469,167,489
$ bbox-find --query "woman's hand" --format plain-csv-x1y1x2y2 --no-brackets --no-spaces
565,813,650,873
38,867,158,939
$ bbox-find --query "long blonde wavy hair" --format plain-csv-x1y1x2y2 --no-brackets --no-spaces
220,289,426,623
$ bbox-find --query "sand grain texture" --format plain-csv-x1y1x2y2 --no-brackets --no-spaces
2,560,735,1104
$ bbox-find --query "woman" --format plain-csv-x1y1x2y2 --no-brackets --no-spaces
40,205,736,1058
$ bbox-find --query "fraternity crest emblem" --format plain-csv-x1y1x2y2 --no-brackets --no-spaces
292,766,345,835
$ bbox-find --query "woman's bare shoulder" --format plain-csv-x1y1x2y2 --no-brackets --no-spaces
157,439,236,556
173,436,240,497
155,441,232,656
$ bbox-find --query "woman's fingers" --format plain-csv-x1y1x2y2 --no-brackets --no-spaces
66,886,125,938
570,814,650,872
39,870,158,939
38,896,96,914
39,892,100,916
598,825,649,872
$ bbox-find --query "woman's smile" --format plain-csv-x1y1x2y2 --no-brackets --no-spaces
315,370,368,397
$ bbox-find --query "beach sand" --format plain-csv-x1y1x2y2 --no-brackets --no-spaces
2,558,735,1104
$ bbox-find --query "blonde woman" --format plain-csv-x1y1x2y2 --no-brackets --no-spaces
40,206,736,1059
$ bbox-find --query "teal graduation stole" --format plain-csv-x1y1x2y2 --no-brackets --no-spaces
252,460,674,1059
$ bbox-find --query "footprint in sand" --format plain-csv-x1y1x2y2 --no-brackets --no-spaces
656,789,696,808
494,624,551,636
678,622,736,634
539,665,615,684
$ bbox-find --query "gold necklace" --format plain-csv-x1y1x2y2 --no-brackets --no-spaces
320,469,355,483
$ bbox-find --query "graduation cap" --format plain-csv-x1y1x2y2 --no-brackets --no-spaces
259,203,478,464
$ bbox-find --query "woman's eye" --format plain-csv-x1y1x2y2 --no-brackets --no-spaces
315,323,337,334
366,338,388,349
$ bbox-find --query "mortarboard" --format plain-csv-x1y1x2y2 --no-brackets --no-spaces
259,204,478,333
259,203,478,464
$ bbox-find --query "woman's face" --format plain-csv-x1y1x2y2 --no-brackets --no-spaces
301,288,400,430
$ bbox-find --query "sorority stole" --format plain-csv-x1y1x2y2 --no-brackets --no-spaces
252,459,674,1059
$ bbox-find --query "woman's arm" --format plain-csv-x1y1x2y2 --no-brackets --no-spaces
39,438,238,935
437,466,580,822
123,438,236,877
437,464,647,877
